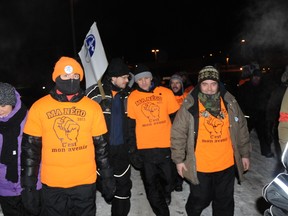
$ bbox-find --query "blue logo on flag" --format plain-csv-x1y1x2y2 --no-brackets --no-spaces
85,34,96,57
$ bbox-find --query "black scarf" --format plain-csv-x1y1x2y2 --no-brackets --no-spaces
49,87,85,102
0,103,27,183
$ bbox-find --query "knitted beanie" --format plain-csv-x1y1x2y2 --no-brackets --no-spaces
52,56,84,82
106,58,130,77
133,64,152,82
198,66,220,83
0,82,16,106
169,74,184,93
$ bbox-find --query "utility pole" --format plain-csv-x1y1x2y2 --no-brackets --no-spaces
70,0,77,58
151,49,159,62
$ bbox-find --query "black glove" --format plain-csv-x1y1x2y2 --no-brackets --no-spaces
129,150,143,169
98,168,116,203
99,99,111,112
21,187,41,215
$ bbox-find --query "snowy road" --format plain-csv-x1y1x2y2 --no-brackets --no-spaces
0,130,282,215
96,130,282,216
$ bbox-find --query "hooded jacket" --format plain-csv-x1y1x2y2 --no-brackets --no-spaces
85,78,130,146
171,84,251,185
86,78,132,174
0,90,41,196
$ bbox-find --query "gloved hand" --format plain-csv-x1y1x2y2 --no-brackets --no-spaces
99,99,111,112
129,150,143,169
98,168,116,203
21,187,41,215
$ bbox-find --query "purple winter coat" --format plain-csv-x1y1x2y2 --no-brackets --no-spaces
0,90,41,197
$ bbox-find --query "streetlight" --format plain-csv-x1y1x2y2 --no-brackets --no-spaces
151,49,159,62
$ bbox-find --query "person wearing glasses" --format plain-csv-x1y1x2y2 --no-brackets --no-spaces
86,57,134,216
21,56,115,216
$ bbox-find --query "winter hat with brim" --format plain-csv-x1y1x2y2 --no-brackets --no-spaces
133,64,152,82
106,58,130,77
198,66,220,83
0,82,16,106
52,56,84,82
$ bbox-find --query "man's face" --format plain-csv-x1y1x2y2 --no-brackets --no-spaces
111,75,130,89
170,79,182,93
200,80,218,95
136,77,152,91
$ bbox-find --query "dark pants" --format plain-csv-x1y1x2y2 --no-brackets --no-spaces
41,183,96,216
0,195,25,216
171,163,183,190
109,144,132,216
140,148,174,216
248,111,272,156
186,166,235,216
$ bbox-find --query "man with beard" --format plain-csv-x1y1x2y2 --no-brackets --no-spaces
86,57,133,216
171,65,250,216
168,74,190,192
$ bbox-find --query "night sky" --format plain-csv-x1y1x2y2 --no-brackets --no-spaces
1,0,288,87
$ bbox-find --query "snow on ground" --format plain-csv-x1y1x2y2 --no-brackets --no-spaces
0,130,283,215
96,129,283,216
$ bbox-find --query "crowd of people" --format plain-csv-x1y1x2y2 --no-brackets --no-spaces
0,55,287,216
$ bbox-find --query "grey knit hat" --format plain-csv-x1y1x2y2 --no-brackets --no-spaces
169,74,184,93
198,66,220,83
0,82,16,106
133,64,153,82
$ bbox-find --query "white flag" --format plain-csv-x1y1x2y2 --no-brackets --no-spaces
78,22,108,88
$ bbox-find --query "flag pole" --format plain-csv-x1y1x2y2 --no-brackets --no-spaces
97,79,106,99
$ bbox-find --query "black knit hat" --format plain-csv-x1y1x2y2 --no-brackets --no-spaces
133,64,152,82
198,66,220,83
0,82,16,106
106,58,130,77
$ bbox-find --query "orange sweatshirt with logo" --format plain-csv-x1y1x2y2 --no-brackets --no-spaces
127,86,179,149
195,98,234,172
24,95,107,188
